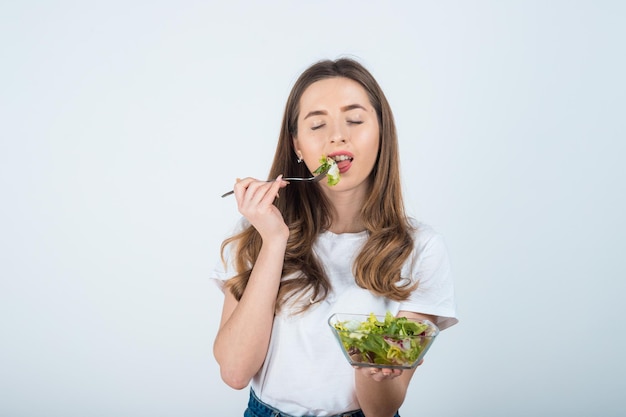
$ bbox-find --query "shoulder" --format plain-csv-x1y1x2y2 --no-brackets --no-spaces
219,217,252,262
233,216,251,232
404,218,450,274
407,218,446,252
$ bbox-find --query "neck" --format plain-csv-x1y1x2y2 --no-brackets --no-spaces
325,189,366,234
328,222,365,234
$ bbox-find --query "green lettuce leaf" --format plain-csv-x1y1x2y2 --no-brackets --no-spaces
313,155,340,186
333,312,431,367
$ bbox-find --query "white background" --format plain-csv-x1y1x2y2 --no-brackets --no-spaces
1,1,625,416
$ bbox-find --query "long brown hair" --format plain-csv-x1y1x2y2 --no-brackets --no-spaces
222,58,417,313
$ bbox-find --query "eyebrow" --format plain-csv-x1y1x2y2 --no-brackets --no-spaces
303,104,368,120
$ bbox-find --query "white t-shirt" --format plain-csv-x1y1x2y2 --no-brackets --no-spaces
211,218,458,416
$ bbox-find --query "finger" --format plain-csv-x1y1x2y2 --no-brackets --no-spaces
276,179,288,198
235,182,269,214
370,369,387,382
369,367,402,381
236,178,269,201
232,177,255,198
243,176,281,207
245,179,278,208
261,175,284,205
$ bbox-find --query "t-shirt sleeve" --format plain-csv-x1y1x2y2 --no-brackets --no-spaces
209,247,230,293
209,218,248,293
399,224,459,331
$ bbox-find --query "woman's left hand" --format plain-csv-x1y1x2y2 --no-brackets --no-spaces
354,358,423,382
356,366,403,382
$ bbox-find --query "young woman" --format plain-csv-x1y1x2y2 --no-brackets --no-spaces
211,58,458,417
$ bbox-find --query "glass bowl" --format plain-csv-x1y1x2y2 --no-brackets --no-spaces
328,312,440,369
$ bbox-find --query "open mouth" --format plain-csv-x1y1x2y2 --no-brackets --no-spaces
329,154,353,173
331,154,353,162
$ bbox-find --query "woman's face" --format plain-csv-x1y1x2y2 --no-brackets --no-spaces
293,77,380,194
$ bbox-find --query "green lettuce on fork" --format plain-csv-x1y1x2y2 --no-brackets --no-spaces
332,312,431,367
313,155,340,186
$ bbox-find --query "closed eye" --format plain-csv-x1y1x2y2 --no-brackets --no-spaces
311,124,325,130
348,120,363,125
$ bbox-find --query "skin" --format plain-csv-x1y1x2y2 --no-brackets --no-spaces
214,77,433,417
293,77,380,234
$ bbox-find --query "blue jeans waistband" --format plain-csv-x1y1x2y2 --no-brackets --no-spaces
245,389,371,417
244,389,400,417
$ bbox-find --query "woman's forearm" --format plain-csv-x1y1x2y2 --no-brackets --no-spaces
213,238,287,389
355,369,415,417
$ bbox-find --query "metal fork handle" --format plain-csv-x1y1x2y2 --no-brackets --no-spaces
282,177,316,181
221,168,328,198
220,177,315,198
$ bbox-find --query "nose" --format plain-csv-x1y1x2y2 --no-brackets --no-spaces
329,121,347,144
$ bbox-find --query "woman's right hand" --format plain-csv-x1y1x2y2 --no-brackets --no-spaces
232,175,289,240
215,175,290,389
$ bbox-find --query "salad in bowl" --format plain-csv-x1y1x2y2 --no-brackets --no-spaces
328,312,440,369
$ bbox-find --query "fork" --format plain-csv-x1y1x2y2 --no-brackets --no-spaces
220,167,329,198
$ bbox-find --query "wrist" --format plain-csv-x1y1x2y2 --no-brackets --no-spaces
261,233,289,251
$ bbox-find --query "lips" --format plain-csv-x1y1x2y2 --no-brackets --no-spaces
328,152,353,173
